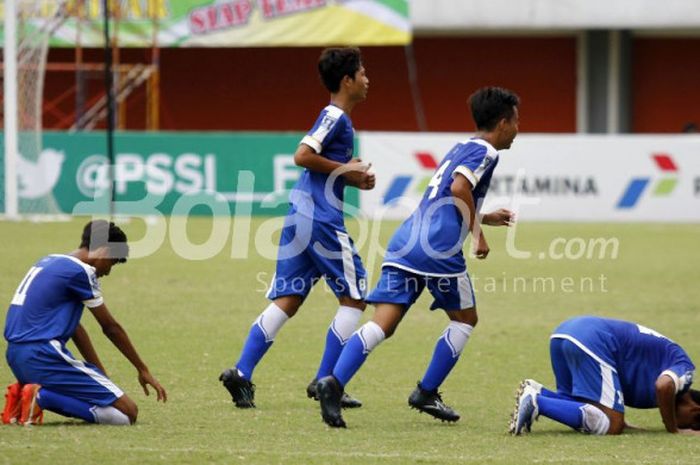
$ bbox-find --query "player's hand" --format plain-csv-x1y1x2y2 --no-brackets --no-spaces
138,370,168,402
473,233,489,259
359,171,376,190
343,159,375,190
484,208,516,226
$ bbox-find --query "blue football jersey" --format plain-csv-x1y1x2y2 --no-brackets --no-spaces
4,255,103,344
552,316,695,409
383,138,499,276
289,104,355,228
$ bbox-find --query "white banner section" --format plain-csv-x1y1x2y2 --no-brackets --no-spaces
358,133,700,222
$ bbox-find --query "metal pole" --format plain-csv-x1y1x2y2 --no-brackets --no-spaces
3,0,19,219
404,44,427,132
75,0,86,130
103,0,116,217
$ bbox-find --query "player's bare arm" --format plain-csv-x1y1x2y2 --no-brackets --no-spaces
450,173,477,232
89,303,167,402
482,208,516,226
294,142,344,173
72,323,107,375
294,144,374,188
451,173,489,259
656,374,679,433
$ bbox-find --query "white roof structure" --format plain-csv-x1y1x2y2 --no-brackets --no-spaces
412,0,700,32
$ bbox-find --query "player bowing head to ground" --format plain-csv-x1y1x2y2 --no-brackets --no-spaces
219,47,374,409
316,87,519,428
2,220,167,426
511,316,700,436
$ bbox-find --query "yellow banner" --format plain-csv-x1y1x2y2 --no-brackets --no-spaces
1,1,411,47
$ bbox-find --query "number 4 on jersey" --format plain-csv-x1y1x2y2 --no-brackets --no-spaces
427,160,451,199
11,266,43,306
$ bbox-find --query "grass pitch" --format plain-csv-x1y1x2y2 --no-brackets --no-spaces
1,218,700,464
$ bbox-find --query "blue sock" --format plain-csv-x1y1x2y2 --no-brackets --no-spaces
332,333,369,387
235,324,273,381
537,395,585,429
37,388,96,423
420,336,459,391
316,328,344,380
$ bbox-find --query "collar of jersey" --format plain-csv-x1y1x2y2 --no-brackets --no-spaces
50,254,98,275
469,137,498,154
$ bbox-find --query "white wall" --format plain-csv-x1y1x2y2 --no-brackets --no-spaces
412,0,700,31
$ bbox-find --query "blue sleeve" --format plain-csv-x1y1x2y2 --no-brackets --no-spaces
67,269,103,308
663,363,695,395
300,108,346,154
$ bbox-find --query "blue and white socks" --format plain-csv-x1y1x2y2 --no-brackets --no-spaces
235,303,363,382
235,303,290,380
315,306,363,380
420,321,473,391
537,395,610,435
333,320,473,390
333,321,386,386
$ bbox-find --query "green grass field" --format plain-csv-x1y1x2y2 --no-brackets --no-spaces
1,218,700,464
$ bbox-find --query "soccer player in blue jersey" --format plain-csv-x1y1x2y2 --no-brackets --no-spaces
2,220,167,426
219,47,375,409
510,316,700,436
316,87,520,427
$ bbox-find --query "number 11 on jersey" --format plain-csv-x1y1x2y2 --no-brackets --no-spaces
11,266,43,306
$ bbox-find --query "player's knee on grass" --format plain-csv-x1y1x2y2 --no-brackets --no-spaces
113,395,138,424
580,404,612,435
92,406,131,425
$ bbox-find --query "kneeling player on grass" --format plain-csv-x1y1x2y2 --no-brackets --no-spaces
2,220,167,426
316,87,519,428
510,316,700,436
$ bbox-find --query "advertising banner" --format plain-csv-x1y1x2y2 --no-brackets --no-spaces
359,133,700,222
3,132,700,221
0,131,359,216
0,1,411,47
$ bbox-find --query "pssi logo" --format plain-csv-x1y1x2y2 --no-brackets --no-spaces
382,152,438,204
76,153,216,197
617,154,679,209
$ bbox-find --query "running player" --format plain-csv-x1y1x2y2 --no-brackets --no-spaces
220,47,374,409
316,87,519,427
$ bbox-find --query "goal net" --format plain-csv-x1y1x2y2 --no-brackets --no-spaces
2,0,70,219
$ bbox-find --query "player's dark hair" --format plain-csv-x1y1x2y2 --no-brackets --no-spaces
469,87,520,131
688,389,700,405
318,47,362,93
79,220,129,263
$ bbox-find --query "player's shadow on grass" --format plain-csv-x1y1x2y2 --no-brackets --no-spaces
508,428,662,437
31,421,97,427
